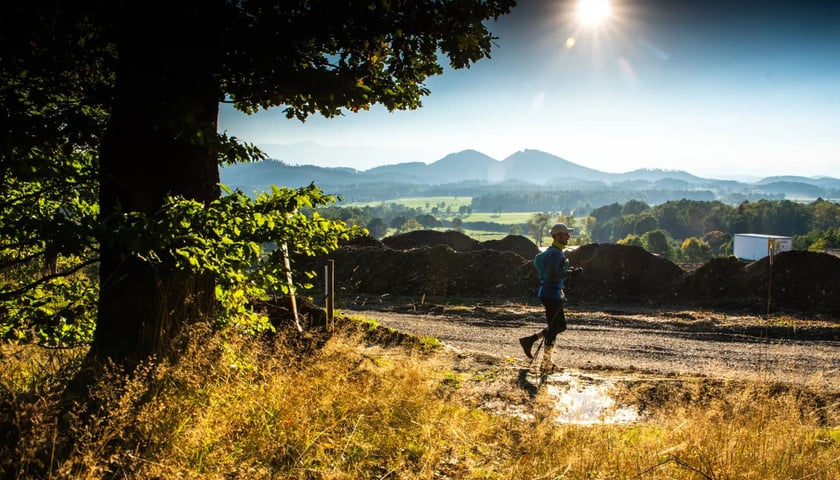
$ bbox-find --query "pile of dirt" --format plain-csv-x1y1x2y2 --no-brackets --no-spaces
672,250,840,315
479,235,541,259
381,230,481,252
741,251,840,314
565,243,685,300
301,231,840,318
378,230,540,260
304,244,536,297
342,234,387,248
676,256,751,309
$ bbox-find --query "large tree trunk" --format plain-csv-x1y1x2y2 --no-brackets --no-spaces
93,5,222,365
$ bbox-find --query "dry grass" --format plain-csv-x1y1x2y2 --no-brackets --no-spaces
1,318,838,479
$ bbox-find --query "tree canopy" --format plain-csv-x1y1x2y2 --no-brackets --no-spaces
1,0,516,365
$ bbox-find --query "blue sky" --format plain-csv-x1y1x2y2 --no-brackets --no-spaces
218,0,840,180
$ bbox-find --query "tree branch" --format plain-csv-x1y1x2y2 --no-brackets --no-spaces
0,257,99,301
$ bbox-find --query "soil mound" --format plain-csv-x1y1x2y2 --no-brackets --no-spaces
673,251,840,315
565,244,685,301
382,230,480,251
307,244,536,297
676,256,750,309
740,251,840,315
341,234,386,248
480,235,541,259
300,234,840,319
382,230,540,259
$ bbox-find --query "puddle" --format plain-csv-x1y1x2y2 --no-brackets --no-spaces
519,370,641,425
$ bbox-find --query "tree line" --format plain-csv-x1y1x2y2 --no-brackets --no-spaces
588,198,840,261
319,196,840,263
468,189,786,216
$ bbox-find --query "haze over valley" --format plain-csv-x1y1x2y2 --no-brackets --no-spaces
221,148,840,211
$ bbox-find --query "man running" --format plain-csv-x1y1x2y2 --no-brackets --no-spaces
519,222,580,371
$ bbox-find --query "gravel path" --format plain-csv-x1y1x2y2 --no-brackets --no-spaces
343,302,840,390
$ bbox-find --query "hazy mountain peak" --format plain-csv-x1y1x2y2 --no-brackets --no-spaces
221,148,840,201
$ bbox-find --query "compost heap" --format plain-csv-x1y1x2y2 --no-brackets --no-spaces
299,230,840,318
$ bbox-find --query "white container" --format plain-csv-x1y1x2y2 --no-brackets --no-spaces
733,233,793,261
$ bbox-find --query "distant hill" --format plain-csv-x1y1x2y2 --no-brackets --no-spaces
759,181,826,197
500,149,612,184
431,150,503,182
617,168,706,184
220,161,368,195
220,149,840,203
755,176,840,190
222,149,691,188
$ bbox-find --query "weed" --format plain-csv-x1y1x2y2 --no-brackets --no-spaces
418,335,441,351
2,322,838,479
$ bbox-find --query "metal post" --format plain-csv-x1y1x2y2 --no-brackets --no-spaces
766,239,775,316
326,260,335,332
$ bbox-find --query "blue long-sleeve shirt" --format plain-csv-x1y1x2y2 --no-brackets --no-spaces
534,244,569,300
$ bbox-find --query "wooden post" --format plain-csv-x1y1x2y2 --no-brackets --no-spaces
326,260,335,332
282,242,302,333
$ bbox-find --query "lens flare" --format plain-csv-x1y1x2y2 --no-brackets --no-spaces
577,0,612,27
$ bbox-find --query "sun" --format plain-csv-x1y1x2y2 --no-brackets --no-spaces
577,0,612,27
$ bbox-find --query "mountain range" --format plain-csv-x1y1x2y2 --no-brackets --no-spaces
220,149,840,203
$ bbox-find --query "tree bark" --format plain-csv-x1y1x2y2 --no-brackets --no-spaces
93,4,222,365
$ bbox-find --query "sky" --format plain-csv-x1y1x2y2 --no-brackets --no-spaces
218,0,840,180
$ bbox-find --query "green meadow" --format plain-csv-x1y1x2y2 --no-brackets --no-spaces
356,196,473,211
347,196,546,224
346,196,572,245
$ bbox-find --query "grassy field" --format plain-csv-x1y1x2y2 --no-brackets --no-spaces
458,211,536,224
460,229,511,242
346,196,473,212
376,228,514,243
346,196,537,223
3,316,838,479
348,196,571,244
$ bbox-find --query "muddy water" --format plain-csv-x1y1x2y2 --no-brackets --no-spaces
538,371,640,424
349,307,840,424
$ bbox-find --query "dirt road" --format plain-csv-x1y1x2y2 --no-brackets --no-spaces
340,298,840,390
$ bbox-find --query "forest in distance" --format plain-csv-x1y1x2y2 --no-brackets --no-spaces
220,153,840,261
317,196,840,263
218,150,840,209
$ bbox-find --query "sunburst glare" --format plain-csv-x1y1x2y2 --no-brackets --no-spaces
577,0,612,27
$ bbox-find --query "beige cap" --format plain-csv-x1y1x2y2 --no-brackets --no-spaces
550,223,574,236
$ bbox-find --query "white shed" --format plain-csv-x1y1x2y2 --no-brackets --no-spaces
733,233,793,261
